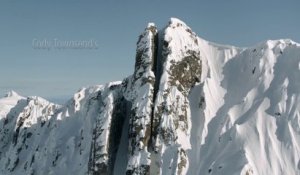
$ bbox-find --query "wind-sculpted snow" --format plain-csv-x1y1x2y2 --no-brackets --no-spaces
190,38,300,175
0,18,300,175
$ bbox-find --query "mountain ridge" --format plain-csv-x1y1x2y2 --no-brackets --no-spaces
1,18,300,175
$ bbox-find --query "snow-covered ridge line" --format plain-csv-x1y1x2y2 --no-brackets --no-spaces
1,18,300,175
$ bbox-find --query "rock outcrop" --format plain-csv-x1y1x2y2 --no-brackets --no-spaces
123,18,202,175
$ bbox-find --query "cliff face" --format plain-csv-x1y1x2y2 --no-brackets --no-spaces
1,18,300,175
123,23,157,174
150,18,201,175
123,18,202,175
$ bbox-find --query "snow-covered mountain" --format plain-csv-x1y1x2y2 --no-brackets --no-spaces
1,18,300,175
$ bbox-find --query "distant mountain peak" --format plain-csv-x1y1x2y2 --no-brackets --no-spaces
4,90,20,98
147,22,155,28
169,17,187,26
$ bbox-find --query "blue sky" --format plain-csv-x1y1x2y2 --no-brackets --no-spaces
0,0,299,103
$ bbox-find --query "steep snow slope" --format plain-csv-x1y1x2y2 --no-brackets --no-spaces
0,18,300,175
191,38,300,175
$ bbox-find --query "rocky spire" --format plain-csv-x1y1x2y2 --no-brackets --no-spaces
150,18,201,175
124,18,202,175
124,22,158,175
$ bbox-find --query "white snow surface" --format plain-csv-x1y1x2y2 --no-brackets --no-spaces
187,35,300,175
0,91,24,120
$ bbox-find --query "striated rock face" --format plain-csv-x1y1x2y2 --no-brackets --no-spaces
123,23,157,174
151,18,201,175
88,84,127,174
123,19,202,175
1,18,300,175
